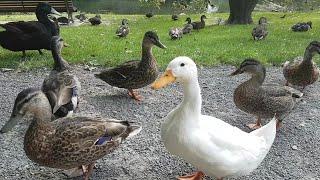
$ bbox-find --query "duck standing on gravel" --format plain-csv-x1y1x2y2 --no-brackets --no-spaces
230,59,303,130
283,41,320,90
182,17,193,34
0,2,61,58
151,56,277,180
95,31,166,101
1,82,141,180
42,36,81,118
291,21,312,32
116,19,130,38
252,17,268,40
192,15,207,30
88,15,102,25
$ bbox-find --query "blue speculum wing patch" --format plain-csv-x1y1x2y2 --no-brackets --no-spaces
95,136,112,145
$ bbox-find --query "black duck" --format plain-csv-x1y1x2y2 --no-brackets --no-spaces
1,85,141,180
191,15,207,30
0,2,60,58
231,59,303,130
57,17,69,24
252,17,268,40
42,36,81,118
291,21,312,32
283,41,320,90
146,12,153,18
172,14,179,21
116,19,130,38
95,31,166,101
182,17,193,34
89,15,102,25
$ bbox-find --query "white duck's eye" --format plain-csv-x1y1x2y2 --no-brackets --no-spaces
180,63,185,67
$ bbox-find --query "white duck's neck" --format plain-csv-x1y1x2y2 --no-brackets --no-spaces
180,78,202,118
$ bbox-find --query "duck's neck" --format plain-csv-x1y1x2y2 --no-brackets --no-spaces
302,47,316,65
52,48,69,71
36,12,51,25
140,42,156,68
36,12,59,36
25,107,52,139
246,72,265,87
180,78,202,118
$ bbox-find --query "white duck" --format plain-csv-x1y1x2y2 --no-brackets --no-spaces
151,56,277,180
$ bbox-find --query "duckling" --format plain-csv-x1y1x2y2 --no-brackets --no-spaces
231,59,303,130
42,36,81,118
182,17,193,34
151,56,277,180
169,27,183,40
116,19,130,38
191,15,207,30
172,14,178,21
292,21,312,32
146,12,153,18
95,31,166,101
283,41,320,90
252,17,268,40
75,13,87,22
1,85,141,180
88,15,102,25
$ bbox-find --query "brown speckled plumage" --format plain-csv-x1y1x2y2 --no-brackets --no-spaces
231,59,302,127
95,31,166,100
283,41,320,89
252,17,268,40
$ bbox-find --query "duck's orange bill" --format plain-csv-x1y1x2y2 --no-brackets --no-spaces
151,70,176,90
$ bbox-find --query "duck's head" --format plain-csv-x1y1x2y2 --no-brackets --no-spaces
143,31,166,49
50,36,64,54
151,56,197,89
258,17,267,24
307,21,312,28
201,15,207,20
122,19,128,25
36,2,61,17
307,41,320,55
0,88,52,133
186,17,192,23
230,58,266,77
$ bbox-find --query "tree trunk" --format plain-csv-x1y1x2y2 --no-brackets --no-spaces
227,0,258,24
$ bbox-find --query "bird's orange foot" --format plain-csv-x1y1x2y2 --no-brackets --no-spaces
178,171,204,180
247,123,262,130
276,120,282,131
128,89,143,101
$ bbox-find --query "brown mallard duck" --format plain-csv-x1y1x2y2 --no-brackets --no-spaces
88,15,102,25
291,21,312,32
231,59,303,130
95,31,166,101
116,19,130,38
42,36,81,118
283,41,320,90
182,17,193,34
252,17,268,40
1,85,141,180
191,15,207,30
0,2,60,58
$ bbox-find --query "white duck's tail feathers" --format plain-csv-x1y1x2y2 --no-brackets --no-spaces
250,116,277,147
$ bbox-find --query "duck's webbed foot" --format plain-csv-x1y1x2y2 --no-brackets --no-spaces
178,171,205,180
247,117,262,130
128,89,143,101
82,163,95,180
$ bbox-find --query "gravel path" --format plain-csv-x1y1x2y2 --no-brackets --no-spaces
0,65,319,180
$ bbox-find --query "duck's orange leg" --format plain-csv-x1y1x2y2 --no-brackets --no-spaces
128,89,143,101
247,117,262,130
178,171,205,180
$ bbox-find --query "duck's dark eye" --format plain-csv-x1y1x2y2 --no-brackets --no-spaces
180,63,185,67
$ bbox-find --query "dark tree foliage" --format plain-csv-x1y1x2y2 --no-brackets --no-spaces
227,0,258,24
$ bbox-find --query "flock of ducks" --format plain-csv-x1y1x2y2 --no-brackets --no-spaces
0,2,319,180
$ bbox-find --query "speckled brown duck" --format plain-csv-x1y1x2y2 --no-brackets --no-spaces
95,31,166,101
283,41,320,90
182,17,193,34
116,19,130,38
42,36,81,118
231,59,303,130
252,17,268,40
1,87,141,180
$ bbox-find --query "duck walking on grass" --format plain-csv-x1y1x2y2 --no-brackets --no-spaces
42,36,81,118
89,15,102,25
283,41,320,90
231,59,303,130
182,17,193,34
1,85,141,180
169,27,183,40
116,19,130,38
0,2,60,58
291,21,312,32
252,17,268,40
191,15,207,30
95,31,166,101
152,56,277,180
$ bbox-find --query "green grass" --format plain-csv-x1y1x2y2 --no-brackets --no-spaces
0,11,320,70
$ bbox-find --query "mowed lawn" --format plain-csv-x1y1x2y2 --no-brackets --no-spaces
0,11,319,70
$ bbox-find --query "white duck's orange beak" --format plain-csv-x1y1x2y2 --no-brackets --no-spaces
151,69,176,90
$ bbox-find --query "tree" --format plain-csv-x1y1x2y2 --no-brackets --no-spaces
227,0,258,24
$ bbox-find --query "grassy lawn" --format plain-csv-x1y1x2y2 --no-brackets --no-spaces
0,11,319,70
